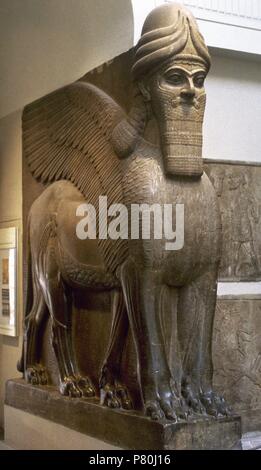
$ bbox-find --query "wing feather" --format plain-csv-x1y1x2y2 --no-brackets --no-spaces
23,81,129,272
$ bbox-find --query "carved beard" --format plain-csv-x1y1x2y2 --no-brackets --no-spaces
152,90,206,177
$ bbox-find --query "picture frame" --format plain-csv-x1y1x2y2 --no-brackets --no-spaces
0,227,18,337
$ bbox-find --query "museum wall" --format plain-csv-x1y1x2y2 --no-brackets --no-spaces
0,111,23,427
0,0,134,119
205,54,261,163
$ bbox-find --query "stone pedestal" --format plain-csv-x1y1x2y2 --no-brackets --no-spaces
4,406,119,450
5,379,241,450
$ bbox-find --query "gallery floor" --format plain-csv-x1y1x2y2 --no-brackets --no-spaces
0,427,260,450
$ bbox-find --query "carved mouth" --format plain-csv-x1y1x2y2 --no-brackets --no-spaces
171,97,201,110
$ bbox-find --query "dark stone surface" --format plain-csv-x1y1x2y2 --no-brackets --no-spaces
5,379,241,450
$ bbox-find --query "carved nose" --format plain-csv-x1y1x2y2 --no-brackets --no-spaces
181,85,195,101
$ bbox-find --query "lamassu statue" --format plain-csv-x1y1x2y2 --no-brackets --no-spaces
18,3,232,421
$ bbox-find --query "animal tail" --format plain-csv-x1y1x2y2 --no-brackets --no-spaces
17,218,34,373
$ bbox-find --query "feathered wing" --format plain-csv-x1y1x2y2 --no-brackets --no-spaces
23,81,129,272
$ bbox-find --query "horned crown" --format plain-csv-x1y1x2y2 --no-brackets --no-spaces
132,3,211,81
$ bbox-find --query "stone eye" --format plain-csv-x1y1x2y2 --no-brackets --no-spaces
165,72,184,86
193,74,205,88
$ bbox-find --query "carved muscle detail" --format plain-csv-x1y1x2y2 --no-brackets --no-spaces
23,82,129,272
57,241,120,290
36,219,57,279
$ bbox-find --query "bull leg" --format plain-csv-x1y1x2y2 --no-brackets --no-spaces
42,240,95,398
19,290,48,386
178,268,232,416
118,258,187,421
100,289,132,409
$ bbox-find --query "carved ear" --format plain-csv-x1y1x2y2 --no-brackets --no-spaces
138,82,151,102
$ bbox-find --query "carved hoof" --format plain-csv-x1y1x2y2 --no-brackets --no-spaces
145,400,166,421
145,397,182,422
60,376,83,398
200,392,219,417
178,396,194,420
100,365,132,410
200,391,233,418
182,386,207,416
75,376,96,398
100,382,132,410
215,395,234,417
143,379,193,422
144,392,191,422
60,375,95,398
25,365,48,386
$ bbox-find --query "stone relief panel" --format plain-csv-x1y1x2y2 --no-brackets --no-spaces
213,298,261,429
205,163,261,281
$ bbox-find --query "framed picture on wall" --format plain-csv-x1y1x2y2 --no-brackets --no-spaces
0,227,18,336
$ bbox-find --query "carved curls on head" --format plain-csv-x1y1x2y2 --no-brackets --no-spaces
132,3,211,81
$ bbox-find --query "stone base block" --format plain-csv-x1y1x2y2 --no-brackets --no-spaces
5,379,242,450
4,405,119,450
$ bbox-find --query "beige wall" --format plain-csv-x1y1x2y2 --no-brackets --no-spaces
0,112,22,221
0,0,134,119
205,53,261,163
0,111,23,428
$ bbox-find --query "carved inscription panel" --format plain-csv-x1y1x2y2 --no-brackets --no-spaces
213,299,261,416
205,163,261,281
